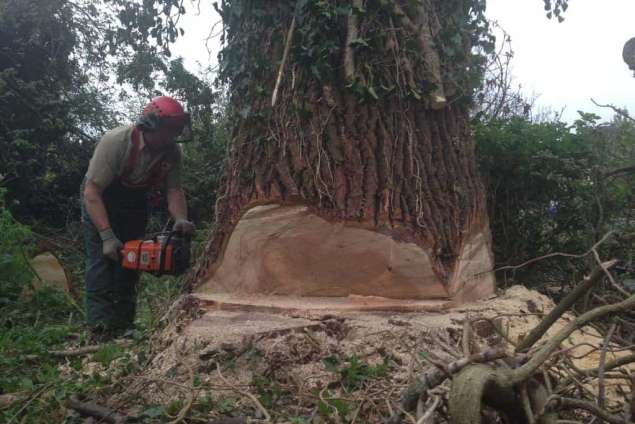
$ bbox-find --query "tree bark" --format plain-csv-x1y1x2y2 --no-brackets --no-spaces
189,0,494,302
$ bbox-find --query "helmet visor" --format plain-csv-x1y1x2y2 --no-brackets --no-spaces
174,113,192,143
159,113,192,143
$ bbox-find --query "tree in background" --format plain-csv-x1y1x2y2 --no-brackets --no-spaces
476,113,635,284
0,0,122,227
0,0,221,229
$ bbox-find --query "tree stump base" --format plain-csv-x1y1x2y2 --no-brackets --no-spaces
197,204,495,305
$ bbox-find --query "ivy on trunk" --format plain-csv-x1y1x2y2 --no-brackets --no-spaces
190,0,496,296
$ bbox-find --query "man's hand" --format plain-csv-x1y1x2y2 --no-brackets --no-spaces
174,218,194,236
99,228,123,261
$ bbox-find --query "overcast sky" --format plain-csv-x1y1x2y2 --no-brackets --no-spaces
172,0,635,123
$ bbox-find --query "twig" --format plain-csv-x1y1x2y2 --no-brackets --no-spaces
48,341,131,357
416,396,441,424
169,356,197,424
271,16,295,107
604,164,635,178
546,396,631,424
216,363,271,421
462,319,472,356
584,354,635,377
488,232,615,276
597,322,617,409
6,383,53,424
515,260,617,353
521,383,535,424
628,375,635,422
591,98,635,123
592,249,618,288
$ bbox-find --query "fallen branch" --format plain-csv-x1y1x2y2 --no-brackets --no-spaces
216,363,271,421
416,395,441,424
169,354,197,424
515,260,617,353
512,292,635,384
7,383,53,424
597,322,617,409
392,348,506,421
584,353,635,376
546,396,632,424
462,319,473,356
49,340,132,357
65,397,129,423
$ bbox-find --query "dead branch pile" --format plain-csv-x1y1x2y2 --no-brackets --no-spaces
389,260,635,424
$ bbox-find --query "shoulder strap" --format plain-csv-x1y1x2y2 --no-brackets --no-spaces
120,127,169,190
122,127,141,178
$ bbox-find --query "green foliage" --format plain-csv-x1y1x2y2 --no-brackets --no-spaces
323,355,390,392
162,59,227,223
0,189,35,300
253,374,286,409
136,273,182,331
93,343,124,367
216,397,236,414
315,387,352,421
0,286,81,421
543,0,570,22
140,404,168,420
476,114,635,283
0,0,121,227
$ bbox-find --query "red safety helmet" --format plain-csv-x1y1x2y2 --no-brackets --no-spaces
136,96,192,140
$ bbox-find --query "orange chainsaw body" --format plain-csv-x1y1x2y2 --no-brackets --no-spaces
121,239,174,272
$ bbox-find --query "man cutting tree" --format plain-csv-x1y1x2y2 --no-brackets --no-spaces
81,96,194,341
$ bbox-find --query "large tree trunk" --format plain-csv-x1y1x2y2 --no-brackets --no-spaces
189,0,495,304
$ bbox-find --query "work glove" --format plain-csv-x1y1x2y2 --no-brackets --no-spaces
174,218,195,236
99,228,123,262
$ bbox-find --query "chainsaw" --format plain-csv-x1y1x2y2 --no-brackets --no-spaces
120,231,191,276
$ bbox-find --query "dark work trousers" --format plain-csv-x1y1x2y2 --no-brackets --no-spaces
82,179,149,331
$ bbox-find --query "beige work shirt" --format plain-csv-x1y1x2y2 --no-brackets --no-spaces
85,125,182,190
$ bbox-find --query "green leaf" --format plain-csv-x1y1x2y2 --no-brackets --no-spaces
141,404,165,418
367,86,379,100
335,5,353,16
323,356,340,372
349,38,369,49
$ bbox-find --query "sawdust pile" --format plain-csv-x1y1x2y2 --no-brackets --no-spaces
90,286,633,422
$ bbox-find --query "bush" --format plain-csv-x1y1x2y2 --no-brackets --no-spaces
0,188,35,302
476,114,635,284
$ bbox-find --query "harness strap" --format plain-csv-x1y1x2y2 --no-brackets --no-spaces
120,127,169,190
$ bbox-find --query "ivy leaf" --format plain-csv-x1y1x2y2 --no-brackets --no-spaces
294,0,309,17
368,86,379,100
141,405,165,419
335,5,353,16
323,356,340,372
310,65,321,80
349,38,369,49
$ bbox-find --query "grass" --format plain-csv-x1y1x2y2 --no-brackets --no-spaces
0,263,183,422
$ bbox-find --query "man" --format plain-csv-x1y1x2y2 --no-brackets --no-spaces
82,95,194,341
